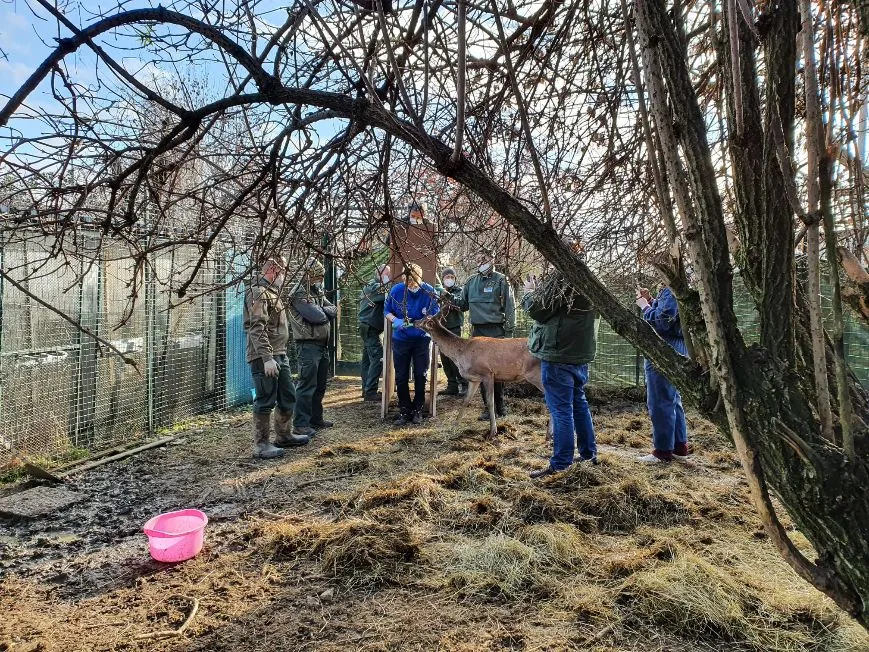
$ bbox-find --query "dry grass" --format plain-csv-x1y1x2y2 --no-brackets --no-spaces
622,552,868,651
256,516,422,588
2,380,867,652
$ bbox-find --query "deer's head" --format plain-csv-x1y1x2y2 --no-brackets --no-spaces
414,313,443,332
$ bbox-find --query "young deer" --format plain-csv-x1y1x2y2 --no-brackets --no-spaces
415,313,544,438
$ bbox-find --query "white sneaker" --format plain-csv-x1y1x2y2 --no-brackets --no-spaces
672,453,689,462
638,453,666,464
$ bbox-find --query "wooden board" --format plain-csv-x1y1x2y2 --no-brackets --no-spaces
427,342,439,417
381,327,395,419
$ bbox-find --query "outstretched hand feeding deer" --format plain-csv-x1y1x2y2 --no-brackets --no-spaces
415,312,544,439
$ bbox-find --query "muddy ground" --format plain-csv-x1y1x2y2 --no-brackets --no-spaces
1,378,867,652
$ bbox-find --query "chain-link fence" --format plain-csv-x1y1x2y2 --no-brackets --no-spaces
0,233,228,466
4,240,869,467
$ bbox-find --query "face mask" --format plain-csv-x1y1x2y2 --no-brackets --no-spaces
274,273,285,287
409,285,420,294
443,278,456,288
380,275,390,284
479,262,492,274
311,282,322,291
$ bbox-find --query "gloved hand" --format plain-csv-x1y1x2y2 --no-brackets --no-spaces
263,359,279,377
391,318,408,331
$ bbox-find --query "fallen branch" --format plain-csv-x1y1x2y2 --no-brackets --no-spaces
134,595,199,641
59,436,181,477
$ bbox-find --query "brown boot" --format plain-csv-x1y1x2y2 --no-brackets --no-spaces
274,409,310,447
252,412,285,459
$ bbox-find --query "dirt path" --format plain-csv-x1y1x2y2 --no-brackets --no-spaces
1,378,866,651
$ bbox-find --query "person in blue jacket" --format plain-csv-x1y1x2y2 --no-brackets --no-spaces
384,263,440,425
635,284,690,463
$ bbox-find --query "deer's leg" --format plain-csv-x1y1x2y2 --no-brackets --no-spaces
456,380,480,424
526,369,551,441
486,377,497,439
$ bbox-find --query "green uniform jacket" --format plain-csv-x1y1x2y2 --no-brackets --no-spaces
436,284,464,331
459,270,516,332
523,290,599,364
358,279,387,332
243,280,289,364
288,282,337,343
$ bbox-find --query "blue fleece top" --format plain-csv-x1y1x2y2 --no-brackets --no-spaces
642,287,684,349
384,282,440,342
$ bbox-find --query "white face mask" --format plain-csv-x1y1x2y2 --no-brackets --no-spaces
380,275,390,284
479,262,493,274
443,278,456,288
408,285,420,294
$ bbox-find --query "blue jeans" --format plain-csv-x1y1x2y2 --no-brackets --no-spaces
541,361,596,470
393,337,430,414
644,336,688,453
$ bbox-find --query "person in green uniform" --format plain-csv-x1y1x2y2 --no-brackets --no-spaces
459,248,516,419
435,266,467,397
358,264,391,401
288,258,337,438
243,256,310,459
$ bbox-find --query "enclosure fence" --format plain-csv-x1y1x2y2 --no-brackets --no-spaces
2,243,868,466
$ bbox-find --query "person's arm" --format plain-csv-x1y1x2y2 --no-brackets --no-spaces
523,292,559,323
642,288,679,334
321,294,338,320
244,288,274,363
503,277,516,333
292,296,329,324
458,280,470,311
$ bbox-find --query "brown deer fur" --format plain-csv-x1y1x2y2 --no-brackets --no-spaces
416,314,544,438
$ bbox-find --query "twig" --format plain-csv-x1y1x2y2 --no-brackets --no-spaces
0,267,140,370
295,473,358,489
583,622,616,644
134,595,199,641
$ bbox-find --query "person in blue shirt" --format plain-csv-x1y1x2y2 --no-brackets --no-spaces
635,284,690,463
384,263,440,425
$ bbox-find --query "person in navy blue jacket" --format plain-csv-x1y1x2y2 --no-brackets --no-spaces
384,263,440,425
635,284,690,463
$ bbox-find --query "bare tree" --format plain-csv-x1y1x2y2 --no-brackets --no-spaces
1,0,868,626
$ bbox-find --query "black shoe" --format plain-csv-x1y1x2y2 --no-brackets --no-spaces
496,406,508,418
438,387,459,396
529,466,559,479
412,411,424,425
478,412,491,421
274,433,311,447
311,420,334,430
363,392,382,402
457,386,468,397
393,413,411,426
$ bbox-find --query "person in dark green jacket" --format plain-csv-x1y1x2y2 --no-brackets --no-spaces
287,258,337,438
358,264,391,401
523,272,600,478
459,249,516,418
435,266,467,397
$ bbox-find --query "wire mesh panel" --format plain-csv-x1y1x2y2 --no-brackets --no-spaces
0,232,228,466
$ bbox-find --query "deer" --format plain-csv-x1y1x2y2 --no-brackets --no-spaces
415,312,545,439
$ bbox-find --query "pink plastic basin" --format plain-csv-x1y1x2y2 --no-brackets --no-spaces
143,509,208,563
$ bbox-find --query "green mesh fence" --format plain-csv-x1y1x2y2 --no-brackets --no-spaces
336,271,869,389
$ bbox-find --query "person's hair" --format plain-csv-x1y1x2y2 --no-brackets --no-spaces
403,263,422,282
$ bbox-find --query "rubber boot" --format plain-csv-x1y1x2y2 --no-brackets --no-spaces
273,409,310,447
252,412,285,459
